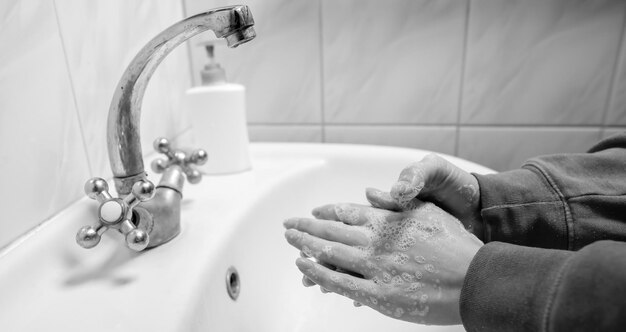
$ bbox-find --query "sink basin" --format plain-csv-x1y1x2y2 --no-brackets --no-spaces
0,143,493,331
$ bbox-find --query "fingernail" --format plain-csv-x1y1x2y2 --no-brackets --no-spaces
320,287,329,293
284,229,302,243
366,187,380,195
283,218,296,228
296,257,314,271
391,181,417,202
300,250,310,258
302,276,316,287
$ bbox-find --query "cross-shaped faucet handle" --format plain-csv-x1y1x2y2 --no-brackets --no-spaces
76,177,155,251
150,137,208,184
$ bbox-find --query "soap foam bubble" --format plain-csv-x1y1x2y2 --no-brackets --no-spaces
401,272,414,282
414,255,426,264
391,275,404,285
322,245,333,258
394,307,405,318
409,305,429,317
335,204,360,225
392,253,409,265
407,282,423,292
347,280,359,290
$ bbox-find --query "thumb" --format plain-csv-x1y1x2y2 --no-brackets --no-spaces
390,154,447,204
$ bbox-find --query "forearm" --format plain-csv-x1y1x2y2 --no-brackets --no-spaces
474,132,626,250
460,240,626,332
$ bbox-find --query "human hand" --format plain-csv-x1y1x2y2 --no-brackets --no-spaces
284,202,483,325
366,154,484,240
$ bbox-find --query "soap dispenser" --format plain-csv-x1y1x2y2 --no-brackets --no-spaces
184,40,251,174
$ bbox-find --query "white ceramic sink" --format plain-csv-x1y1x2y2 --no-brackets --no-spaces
0,143,493,331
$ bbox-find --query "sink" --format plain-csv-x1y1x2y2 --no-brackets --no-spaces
0,143,493,331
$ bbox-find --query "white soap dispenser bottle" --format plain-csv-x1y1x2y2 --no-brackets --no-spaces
184,40,251,174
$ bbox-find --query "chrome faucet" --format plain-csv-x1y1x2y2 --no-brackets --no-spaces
76,5,256,251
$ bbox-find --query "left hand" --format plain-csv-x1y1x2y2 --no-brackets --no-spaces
284,202,483,325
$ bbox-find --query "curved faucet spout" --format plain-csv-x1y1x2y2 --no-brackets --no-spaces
108,5,255,194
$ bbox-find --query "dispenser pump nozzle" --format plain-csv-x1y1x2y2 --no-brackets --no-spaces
199,40,226,85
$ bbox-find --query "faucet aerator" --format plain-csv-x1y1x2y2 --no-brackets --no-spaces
225,26,256,48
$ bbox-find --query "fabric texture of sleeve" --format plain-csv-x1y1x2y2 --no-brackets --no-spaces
460,240,626,332
473,132,626,250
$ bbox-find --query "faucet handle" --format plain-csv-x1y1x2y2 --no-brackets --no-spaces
76,177,155,251
151,137,208,184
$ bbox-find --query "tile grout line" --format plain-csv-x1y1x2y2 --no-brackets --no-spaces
318,0,326,143
454,0,472,157
600,4,626,140
246,123,622,128
52,0,94,177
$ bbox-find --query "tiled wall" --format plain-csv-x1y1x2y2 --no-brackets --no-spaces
185,0,626,169
2,0,626,249
0,0,191,248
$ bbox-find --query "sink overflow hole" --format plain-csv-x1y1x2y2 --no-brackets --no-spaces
226,266,240,301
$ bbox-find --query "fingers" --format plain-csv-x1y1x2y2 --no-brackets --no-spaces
365,188,402,211
285,229,371,276
302,259,337,290
296,258,377,305
391,153,446,205
284,217,370,246
312,203,389,226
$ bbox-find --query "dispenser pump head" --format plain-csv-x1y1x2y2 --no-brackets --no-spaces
199,40,227,85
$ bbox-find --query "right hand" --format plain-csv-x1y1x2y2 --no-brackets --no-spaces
285,202,483,325
366,154,484,240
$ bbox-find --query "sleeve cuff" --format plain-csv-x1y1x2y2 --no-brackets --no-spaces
473,168,569,249
460,242,572,332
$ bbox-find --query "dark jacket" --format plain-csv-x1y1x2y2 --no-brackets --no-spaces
460,132,626,332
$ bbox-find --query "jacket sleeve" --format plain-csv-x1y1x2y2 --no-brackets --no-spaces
473,132,626,250
460,240,626,332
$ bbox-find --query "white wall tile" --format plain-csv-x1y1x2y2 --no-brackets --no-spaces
322,0,466,125
462,0,624,125
248,125,322,142
602,127,626,139
0,0,90,248
55,0,191,179
606,13,626,126
458,127,602,171
184,0,322,124
325,126,456,155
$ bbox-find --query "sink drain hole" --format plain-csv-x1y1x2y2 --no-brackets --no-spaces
225,266,240,301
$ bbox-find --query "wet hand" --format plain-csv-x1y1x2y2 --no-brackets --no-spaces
284,202,483,325
366,154,484,240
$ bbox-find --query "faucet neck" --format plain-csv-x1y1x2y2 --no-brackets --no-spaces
107,6,255,194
